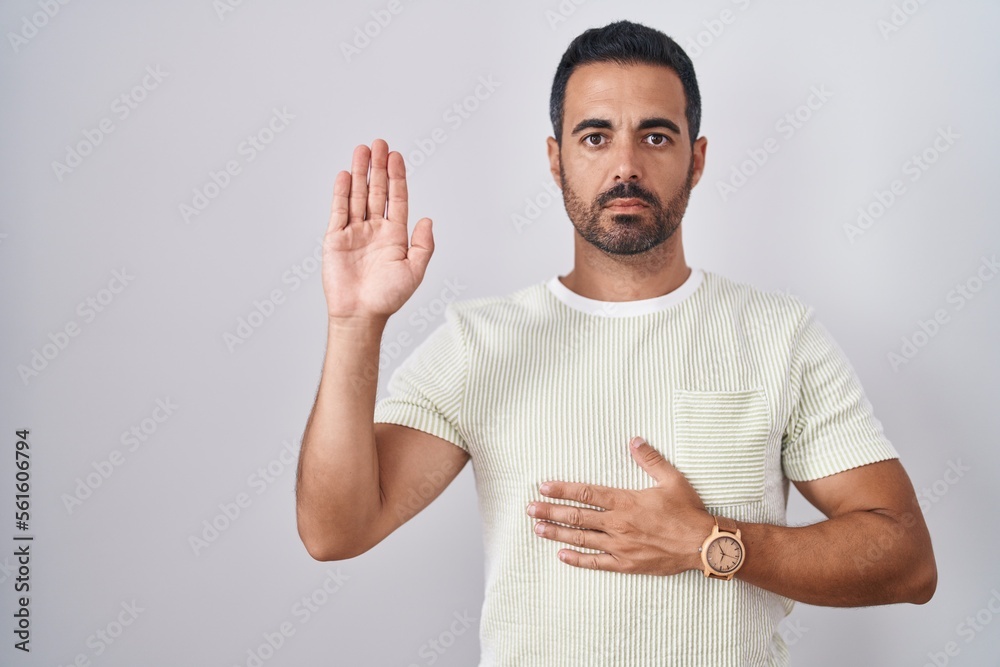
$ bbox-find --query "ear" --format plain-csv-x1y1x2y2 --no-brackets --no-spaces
546,136,563,190
689,135,708,189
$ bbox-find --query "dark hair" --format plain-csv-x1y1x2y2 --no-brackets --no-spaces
549,20,701,147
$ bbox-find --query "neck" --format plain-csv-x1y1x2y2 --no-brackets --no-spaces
559,228,690,301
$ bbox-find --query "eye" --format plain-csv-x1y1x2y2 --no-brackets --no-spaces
583,133,606,146
645,133,671,146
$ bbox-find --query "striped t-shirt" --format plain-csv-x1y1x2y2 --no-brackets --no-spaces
373,267,898,667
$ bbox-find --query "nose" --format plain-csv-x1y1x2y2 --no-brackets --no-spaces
613,140,642,182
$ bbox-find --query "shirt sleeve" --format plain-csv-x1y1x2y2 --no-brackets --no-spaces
372,304,469,453
781,306,899,481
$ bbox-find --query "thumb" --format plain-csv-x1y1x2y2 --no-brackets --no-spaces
407,217,434,279
629,436,679,485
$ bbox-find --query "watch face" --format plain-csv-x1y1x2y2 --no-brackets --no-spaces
706,535,743,573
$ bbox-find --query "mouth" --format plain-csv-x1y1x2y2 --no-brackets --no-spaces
605,198,649,212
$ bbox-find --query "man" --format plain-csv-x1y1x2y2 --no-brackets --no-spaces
295,19,936,666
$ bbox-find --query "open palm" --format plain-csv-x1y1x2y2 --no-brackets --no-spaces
323,139,434,320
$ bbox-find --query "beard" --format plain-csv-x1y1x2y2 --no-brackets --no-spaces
560,157,694,256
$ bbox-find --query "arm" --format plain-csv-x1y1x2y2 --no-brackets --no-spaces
526,440,936,608
296,316,388,560
732,458,937,606
296,138,468,560
297,347,470,560
299,318,471,560
730,304,938,605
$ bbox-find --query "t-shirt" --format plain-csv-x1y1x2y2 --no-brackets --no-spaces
372,266,899,667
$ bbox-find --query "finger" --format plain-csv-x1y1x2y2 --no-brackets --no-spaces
553,548,624,572
349,143,370,224
539,480,619,510
385,150,409,225
527,500,607,531
629,437,682,486
407,217,434,281
367,138,389,221
532,520,611,553
328,170,351,232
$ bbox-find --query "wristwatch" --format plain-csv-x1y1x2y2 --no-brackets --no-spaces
699,515,745,580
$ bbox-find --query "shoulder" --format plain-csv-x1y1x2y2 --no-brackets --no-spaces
443,280,552,328
697,268,814,342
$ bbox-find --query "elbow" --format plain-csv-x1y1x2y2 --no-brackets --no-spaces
300,532,368,561
296,492,380,561
303,539,371,562
873,507,937,605
296,515,348,562
901,540,937,604
906,550,938,605
300,536,346,562
296,517,369,562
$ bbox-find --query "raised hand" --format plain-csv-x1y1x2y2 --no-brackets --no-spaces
322,138,434,321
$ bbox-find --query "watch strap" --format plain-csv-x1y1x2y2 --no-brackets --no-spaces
716,515,738,535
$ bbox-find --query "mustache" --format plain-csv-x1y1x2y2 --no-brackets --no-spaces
598,182,658,207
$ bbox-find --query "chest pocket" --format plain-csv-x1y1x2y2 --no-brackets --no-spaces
671,387,771,507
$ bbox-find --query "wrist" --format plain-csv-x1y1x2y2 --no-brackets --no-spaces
327,315,389,345
697,513,746,580
328,313,389,330
689,511,716,572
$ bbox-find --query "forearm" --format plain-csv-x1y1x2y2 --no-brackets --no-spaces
731,508,936,606
295,315,389,557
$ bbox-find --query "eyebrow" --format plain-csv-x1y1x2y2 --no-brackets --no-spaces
570,116,682,136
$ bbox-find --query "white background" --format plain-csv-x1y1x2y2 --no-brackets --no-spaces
1,0,998,665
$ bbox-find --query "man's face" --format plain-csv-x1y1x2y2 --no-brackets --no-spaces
547,61,707,256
